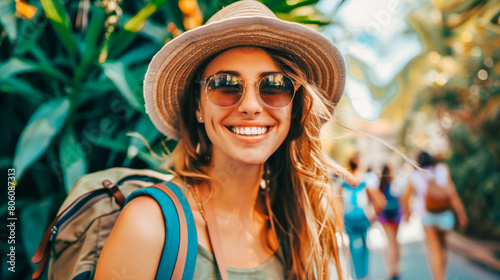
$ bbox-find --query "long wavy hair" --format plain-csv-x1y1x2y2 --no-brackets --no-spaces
379,164,392,193
166,47,349,279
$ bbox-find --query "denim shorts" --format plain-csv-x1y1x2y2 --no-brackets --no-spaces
421,210,455,231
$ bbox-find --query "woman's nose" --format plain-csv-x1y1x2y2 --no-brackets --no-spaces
237,79,262,116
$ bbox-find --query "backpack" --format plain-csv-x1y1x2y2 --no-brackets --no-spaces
342,182,371,234
425,178,452,213
31,168,198,280
382,185,400,218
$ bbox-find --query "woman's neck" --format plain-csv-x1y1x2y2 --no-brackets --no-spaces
204,156,264,221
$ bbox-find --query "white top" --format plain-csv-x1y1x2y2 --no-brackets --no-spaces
409,164,449,216
364,172,380,190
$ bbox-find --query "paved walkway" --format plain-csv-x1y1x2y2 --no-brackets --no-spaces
364,216,500,280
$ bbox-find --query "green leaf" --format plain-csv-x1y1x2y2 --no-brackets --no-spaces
59,127,88,194
136,20,170,45
108,0,169,59
129,64,148,81
106,29,136,61
0,57,38,79
100,61,144,110
28,44,51,65
0,77,46,102
123,0,169,33
275,13,329,26
13,97,71,180
84,130,129,152
77,78,115,105
119,43,160,67
40,0,76,56
0,0,17,42
21,195,57,273
0,56,69,85
39,63,72,84
81,4,106,68
261,0,323,14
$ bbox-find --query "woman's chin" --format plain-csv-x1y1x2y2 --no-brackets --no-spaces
227,149,272,166
233,155,269,166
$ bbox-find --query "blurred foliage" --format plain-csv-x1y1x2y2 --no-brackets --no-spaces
402,0,500,239
0,0,328,279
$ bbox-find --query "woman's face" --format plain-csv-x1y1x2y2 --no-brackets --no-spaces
196,47,293,166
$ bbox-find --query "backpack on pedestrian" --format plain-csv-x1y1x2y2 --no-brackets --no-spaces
382,185,400,218
425,180,452,213
425,168,452,213
31,168,198,280
342,182,371,234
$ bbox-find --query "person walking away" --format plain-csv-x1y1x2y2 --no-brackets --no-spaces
376,165,402,280
342,155,371,280
402,152,468,280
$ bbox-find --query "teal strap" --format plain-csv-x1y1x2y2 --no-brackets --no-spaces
126,182,198,280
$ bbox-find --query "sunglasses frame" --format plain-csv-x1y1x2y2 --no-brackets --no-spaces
197,73,300,108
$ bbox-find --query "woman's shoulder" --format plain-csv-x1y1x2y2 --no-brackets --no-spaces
434,163,448,176
103,195,166,257
434,163,449,185
104,196,166,252
410,168,425,180
120,196,166,237
95,197,165,279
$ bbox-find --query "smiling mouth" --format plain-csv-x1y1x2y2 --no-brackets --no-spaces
227,126,271,136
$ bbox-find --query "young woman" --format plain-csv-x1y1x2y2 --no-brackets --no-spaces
376,165,402,280
403,152,468,280
341,155,372,280
95,1,349,279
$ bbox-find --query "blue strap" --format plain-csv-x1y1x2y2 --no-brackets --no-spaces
125,182,198,280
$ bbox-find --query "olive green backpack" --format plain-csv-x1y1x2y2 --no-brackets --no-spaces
30,168,196,280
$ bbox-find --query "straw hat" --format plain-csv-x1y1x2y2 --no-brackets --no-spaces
144,0,346,140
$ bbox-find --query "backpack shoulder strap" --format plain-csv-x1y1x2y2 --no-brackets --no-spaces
126,182,198,280
341,181,351,189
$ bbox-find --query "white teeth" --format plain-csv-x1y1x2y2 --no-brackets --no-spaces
231,127,269,136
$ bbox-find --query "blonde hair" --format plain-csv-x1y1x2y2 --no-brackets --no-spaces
167,47,348,279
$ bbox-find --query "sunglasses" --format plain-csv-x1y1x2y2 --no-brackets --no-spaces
198,73,300,108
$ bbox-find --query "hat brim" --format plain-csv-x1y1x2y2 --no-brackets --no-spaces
144,16,346,140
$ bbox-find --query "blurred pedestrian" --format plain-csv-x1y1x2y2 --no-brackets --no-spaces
365,166,387,214
402,152,468,280
376,165,402,280
341,155,372,280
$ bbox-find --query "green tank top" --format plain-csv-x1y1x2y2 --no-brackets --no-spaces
192,245,284,279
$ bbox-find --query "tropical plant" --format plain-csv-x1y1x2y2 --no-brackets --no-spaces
0,0,329,279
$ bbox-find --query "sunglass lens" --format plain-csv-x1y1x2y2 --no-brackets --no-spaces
207,74,243,107
259,74,295,107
